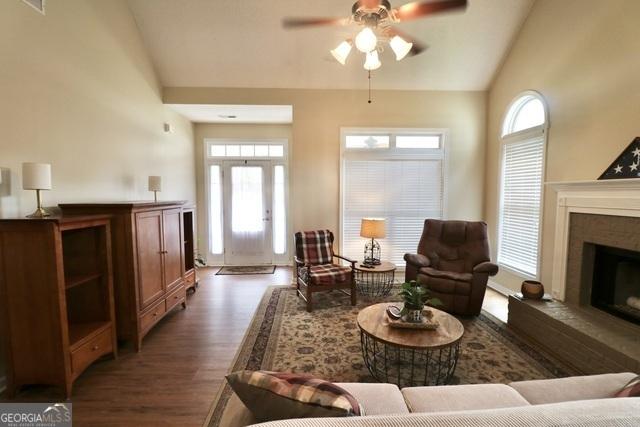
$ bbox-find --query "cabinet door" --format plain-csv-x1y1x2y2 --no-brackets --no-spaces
135,211,165,309
162,208,184,291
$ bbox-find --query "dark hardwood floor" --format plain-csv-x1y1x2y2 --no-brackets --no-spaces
2,267,292,427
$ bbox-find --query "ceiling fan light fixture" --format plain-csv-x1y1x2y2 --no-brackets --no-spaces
364,50,382,71
330,40,353,65
389,35,413,61
355,27,378,53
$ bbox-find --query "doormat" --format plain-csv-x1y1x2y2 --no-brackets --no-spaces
215,265,276,275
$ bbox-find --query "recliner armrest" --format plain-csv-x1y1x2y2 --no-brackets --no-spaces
404,253,431,268
473,261,499,276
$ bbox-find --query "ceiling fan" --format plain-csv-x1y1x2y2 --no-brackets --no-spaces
283,0,468,70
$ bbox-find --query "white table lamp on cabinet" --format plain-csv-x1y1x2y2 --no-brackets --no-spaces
148,176,162,202
22,162,52,218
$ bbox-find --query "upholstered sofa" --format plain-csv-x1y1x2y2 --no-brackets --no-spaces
219,373,639,426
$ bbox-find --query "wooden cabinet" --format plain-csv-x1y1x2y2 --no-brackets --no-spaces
182,206,198,292
0,216,117,397
60,202,188,351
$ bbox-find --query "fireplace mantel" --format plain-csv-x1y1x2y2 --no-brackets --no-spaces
547,178,640,300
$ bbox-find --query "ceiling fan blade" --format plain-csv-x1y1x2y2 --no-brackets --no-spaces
386,28,428,57
282,17,348,29
394,0,467,22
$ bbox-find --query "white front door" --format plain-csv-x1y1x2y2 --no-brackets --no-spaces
223,161,272,265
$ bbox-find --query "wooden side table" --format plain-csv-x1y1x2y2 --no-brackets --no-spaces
357,303,464,387
354,261,396,297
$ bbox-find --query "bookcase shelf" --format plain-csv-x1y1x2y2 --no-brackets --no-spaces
65,272,103,290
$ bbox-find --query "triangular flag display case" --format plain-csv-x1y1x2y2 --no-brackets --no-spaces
599,137,640,180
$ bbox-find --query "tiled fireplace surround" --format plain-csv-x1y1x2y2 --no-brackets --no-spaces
508,179,640,374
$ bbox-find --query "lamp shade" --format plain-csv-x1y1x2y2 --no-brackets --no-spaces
389,35,413,61
360,218,386,239
330,40,352,65
148,176,162,192
22,163,51,190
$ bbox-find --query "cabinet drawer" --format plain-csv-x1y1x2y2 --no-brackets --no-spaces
166,285,186,311
140,299,166,332
70,326,113,378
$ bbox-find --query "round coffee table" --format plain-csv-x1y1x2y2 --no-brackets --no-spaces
357,303,464,387
354,261,396,297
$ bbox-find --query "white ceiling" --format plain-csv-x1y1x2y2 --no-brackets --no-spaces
167,104,293,124
128,0,533,91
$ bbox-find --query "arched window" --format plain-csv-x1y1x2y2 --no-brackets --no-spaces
498,92,548,278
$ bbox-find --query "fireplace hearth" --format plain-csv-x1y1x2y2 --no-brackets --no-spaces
591,244,640,325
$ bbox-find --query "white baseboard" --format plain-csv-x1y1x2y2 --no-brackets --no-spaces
488,280,514,297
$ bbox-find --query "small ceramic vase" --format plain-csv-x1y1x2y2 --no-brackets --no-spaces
521,280,544,299
405,306,423,323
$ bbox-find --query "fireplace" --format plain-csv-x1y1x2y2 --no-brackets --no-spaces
591,244,640,325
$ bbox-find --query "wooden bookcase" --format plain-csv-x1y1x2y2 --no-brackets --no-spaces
0,216,117,398
182,206,198,292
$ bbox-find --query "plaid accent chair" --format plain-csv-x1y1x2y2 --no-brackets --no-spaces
294,230,356,312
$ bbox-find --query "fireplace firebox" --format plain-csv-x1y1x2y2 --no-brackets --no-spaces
591,244,640,325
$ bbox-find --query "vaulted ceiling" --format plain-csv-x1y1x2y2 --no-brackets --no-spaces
127,0,533,91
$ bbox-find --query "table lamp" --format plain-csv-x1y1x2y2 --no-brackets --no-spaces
148,176,162,202
360,218,386,265
22,162,52,218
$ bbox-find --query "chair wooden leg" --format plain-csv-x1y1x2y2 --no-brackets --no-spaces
306,288,313,312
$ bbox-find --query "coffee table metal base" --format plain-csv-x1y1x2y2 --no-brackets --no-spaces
360,331,461,388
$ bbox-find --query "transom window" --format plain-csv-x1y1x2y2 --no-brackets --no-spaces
209,143,284,158
498,92,548,278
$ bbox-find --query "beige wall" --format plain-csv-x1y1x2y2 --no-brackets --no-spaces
485,0,640,292
0,1,195,384
170,87,487,258
194,123,293,259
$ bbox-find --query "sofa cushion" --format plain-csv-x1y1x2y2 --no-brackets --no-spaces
226,371,361,422
252,398,640,427
401,384,530,413
615,375,640,398
509,372,638,405
335,383,409,416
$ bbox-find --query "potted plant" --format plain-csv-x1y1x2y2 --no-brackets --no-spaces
399,280,442,323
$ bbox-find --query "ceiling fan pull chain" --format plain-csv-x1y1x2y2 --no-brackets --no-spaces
368,70,372,104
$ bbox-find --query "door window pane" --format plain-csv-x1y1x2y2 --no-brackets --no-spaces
231,167,264,233
209,165,223,254
240,145,255,157
273,165,286,255
226,145,240,156
210,145,226,157
269,145,284,157
396,135,440,149
255,145,269,157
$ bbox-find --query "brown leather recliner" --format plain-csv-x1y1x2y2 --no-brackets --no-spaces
404,220,498,316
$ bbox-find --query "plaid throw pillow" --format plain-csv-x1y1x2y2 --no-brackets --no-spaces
616,376,640,397
296,230,333,265
226,370,361,422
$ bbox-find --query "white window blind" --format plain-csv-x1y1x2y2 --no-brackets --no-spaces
343,159,444,265
498,137,544,277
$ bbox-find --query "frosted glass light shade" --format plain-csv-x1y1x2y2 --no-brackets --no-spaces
360,218,386,239
330,41,352,65
364,50,381,71
389,35,413,61
355,27,377,53
22,163,51,190
148,176,162,192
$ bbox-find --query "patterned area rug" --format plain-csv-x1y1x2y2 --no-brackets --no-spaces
205,286,576,426
216,265,276,275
